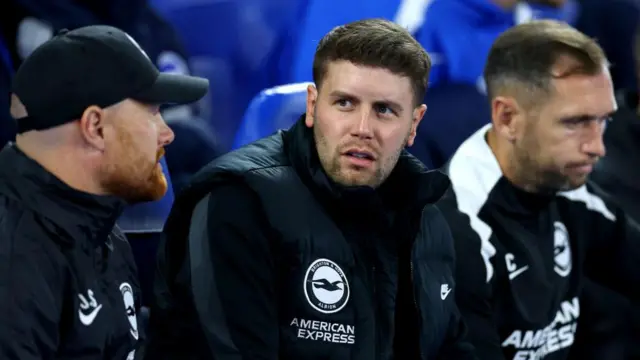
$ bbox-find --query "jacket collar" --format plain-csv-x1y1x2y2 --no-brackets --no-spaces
0,144,125,247
284,116,450,212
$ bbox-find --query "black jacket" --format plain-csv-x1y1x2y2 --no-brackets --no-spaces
146,117,477,359
440,124,640,360
590,99,640,224
0,144,144,359
589,96,640,357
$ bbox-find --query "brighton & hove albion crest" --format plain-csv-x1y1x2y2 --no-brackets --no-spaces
304,258,350,314
553,222,572,277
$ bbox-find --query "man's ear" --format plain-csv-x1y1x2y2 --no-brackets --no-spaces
79,105,107,150
406,104,427,147
491,96,523,142
10,94,28,119
305,84,318,128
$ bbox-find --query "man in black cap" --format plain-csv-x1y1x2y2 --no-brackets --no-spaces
0,25,208,359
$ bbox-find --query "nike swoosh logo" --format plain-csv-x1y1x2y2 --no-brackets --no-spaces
78,304,103,326
508,266,529,280
441,289,452,300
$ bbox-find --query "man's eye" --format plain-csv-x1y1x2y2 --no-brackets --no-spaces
374,104,395,116
336,99,352,107
375,105,392,115
562,118,582,128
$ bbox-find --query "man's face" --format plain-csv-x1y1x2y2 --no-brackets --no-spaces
306,60,426,188
99,99,175,203
512,69,616,192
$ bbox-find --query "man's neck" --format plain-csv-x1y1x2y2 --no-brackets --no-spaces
16,142,106,195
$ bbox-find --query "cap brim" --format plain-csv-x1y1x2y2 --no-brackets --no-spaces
133,73,209,105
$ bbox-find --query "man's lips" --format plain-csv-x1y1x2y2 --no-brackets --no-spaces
343,148,375,161
343,148,376,167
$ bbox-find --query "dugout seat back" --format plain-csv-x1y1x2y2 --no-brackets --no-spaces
232,82,310,149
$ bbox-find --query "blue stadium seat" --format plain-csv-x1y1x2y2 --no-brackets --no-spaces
150,0,308,151
116,157,175,233
232,82,311,149
287,0,428,83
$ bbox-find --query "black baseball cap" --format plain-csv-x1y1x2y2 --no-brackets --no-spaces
12,25,210,134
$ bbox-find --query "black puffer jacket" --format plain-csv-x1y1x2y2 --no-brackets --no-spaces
146,117,477,359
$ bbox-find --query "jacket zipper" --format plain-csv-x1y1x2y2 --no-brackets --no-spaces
410,260,425,359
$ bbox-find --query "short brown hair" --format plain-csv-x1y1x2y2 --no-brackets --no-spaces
312,19,431,104
484,20,608,108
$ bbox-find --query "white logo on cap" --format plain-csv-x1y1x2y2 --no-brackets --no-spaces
124,33,150,61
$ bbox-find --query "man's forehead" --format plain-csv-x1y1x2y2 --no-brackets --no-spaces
323,61,412,103
547,71,617,115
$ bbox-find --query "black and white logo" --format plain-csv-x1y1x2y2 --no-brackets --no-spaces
505,252,529,280
304,258,349,314
119,282,139,340
553,222,572,277
78,289,102,326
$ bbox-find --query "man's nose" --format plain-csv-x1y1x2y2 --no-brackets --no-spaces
582,122,606,158
158,120,175,147
351,108,373,139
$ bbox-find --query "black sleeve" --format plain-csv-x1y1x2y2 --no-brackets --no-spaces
437,190,506,360
582,184,640,302
578,184,640,358
437,307,478,360
0,218,64,359
146,183,279,360
426,205,478,360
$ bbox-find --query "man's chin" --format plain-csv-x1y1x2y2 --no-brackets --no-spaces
146,173,169,201
567,178,588,191
123,174,168,203
556,176,588,192
331,173,378,188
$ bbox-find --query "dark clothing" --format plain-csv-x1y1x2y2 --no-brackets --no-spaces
0,144,143,359
575,0,640,91
591,103,640,223
165,117,222,194
590,100,640,358
440,124,640,359
0,34,15,149
409,83,491,169
0,0,189,75
146,117,477,359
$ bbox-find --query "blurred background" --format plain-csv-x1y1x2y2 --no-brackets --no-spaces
1,0,639,307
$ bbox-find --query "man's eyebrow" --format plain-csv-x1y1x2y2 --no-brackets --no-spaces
328,90,404,111
561,110,617,122
328,90,357,99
